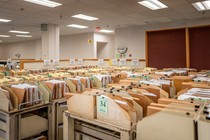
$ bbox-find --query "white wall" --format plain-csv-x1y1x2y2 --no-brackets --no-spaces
0,33,95,60
0,32,114,60
1,17,210,60
60,33,94,59
94,33,115,58
0,44,7,59
0,39,41,59
115,17,210,59
115,26,146,59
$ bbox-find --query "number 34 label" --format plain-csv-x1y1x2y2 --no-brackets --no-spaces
97,95,108,114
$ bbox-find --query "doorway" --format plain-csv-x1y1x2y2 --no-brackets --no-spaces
97,42,108,59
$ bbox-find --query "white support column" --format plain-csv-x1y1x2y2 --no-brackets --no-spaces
42,24,60,60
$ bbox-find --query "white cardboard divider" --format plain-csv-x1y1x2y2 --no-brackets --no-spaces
111,59,118,66
22,59,146,69
44,60,51,67
69,59,76,65
77,59,84,65
119,59,126,66
98,59,104,66
53,59,59,66
131,59,140,66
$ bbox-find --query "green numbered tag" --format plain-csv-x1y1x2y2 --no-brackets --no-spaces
5,71,10,76
97,96,108,114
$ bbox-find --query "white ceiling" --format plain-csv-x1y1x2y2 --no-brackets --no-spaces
0,0,209,43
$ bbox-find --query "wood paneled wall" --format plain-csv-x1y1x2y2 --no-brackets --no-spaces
189,26,210,70
147,28,186,69
146,25,210,70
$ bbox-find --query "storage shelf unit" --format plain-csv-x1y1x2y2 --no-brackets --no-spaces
51,98,68,140
63,111,136,140
0,103,52,140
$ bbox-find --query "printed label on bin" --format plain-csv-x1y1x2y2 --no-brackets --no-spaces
97,95,108,114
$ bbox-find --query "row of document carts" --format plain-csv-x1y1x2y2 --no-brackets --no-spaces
0,66,210,140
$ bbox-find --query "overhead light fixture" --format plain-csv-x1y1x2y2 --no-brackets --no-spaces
192,2,206,11
0,18,11,23
0,35,10,37
23,0,62,8
67,24,88,29
0,40,2,42
99,29,114,33
192,1,210,11
72,14,99,21
203,0,210,9
138,0,168,10
16,35,32,38
9,30,30,34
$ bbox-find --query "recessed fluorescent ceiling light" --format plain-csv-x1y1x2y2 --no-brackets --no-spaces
9,30,30,34
138,0,168,10
24,0,62,8
203,1,210,9
67,24,88,29
0,18,11,22
99,29,114,33
0,35,10,37
16,35,32,38
72,14,99,21
192,1,210,11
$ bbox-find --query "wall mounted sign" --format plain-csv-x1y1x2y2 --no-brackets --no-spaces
53,59,59,66
111,59,118,66
44,60,51,66
69,59,76,65
119,59,126,66
77,59,84,65
88,39,92,44
98,59,104,66
131,59,140,66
